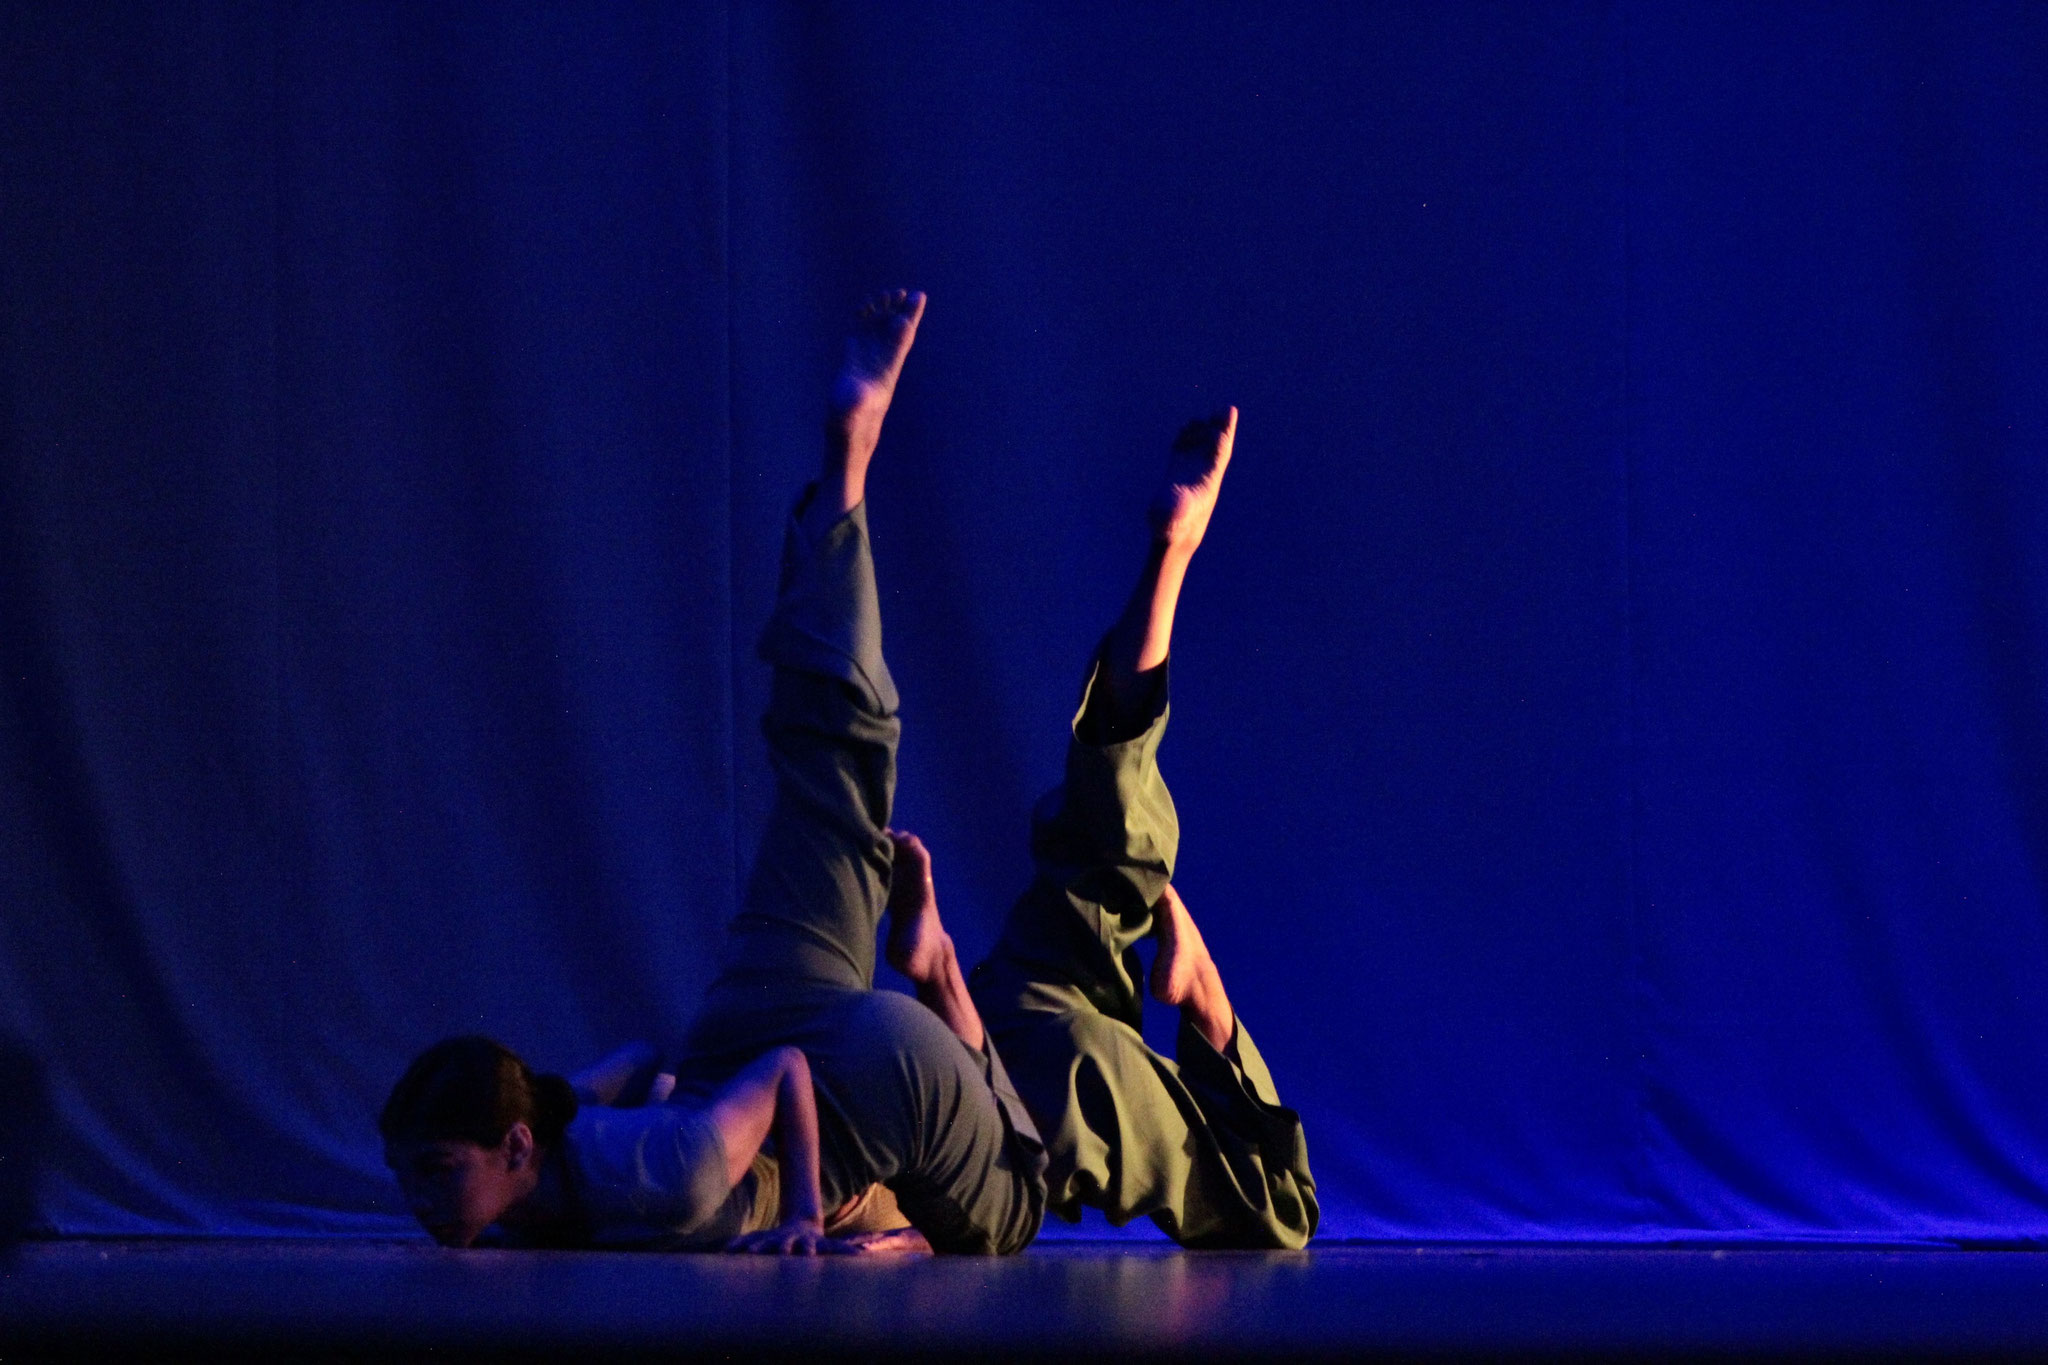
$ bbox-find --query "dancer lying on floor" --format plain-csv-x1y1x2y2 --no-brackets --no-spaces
861,407,1318,1248
380,291,1046,1255
380,1035,884,1251
963,406,1321,1248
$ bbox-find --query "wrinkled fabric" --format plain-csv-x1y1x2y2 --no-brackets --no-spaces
560,1104,736,1248
670,493,1046,1254
973,662,1319,1247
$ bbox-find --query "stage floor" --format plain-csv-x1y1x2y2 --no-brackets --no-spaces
6,1238,2048,1361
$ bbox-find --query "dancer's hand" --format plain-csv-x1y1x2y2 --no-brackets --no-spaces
727,1218,850,1255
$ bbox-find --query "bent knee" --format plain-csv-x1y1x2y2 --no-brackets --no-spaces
839,989,975,1054
816,991,987,1096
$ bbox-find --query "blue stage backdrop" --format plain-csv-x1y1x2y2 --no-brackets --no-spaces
2,2,2043,1240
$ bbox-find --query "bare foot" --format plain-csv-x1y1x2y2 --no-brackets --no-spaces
1150,884,1235,1052
1150,406,1237,555
883,830,950,985
1101,407,1240,688
883,830,988,1053
825,290,927,512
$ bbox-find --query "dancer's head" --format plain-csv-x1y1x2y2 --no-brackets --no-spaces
379,1036,576,1247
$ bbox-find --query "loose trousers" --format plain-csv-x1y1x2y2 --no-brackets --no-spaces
671,493,1046,1255
970,663,1319,1249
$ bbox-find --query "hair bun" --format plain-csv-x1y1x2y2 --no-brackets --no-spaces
530,1073,579,1145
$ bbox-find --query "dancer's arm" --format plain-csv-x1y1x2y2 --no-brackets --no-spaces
709,1047,841,1254
565,1041,661,1106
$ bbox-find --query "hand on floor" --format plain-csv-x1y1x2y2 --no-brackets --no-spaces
726,1219,853,1256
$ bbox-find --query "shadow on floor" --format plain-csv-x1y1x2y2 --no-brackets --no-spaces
5,1237,2048,1361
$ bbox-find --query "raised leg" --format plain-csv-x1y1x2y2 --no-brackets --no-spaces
968,409,1319,1248
1095,406,1236,727
1106,407,1240,1053
676,294,1047,1255
981,406,1241,1031
707,293,925,993
824,290,926,517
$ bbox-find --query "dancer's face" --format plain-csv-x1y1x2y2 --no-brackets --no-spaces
385,1125,531,1247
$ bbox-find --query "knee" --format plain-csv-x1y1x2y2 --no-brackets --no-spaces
841,988,951,1042
828,992,983,1087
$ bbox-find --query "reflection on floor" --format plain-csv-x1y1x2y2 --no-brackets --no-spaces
6,1238,2048,1361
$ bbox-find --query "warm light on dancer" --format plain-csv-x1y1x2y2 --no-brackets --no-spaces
952,406,1321,1248
379,291,1046,1255
380,1036,843,1251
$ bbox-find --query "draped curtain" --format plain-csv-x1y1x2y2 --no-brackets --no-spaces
2,2,2043,1239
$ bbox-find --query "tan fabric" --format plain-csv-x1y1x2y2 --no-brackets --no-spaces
825,1180,907,1236
735,1153,907,1237
735,1153,780,1236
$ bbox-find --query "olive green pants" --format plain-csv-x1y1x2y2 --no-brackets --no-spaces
969,662,1320,1249
672,492,1046,1255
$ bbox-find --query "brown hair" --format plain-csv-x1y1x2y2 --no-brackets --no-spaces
378,1036,577,1149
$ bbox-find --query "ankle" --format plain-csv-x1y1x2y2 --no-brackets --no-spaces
896,930,954,988
822,416,876,496
1184,981,1233,1052
1152,523,1201,562
930,932,957,979
815,459,863,517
